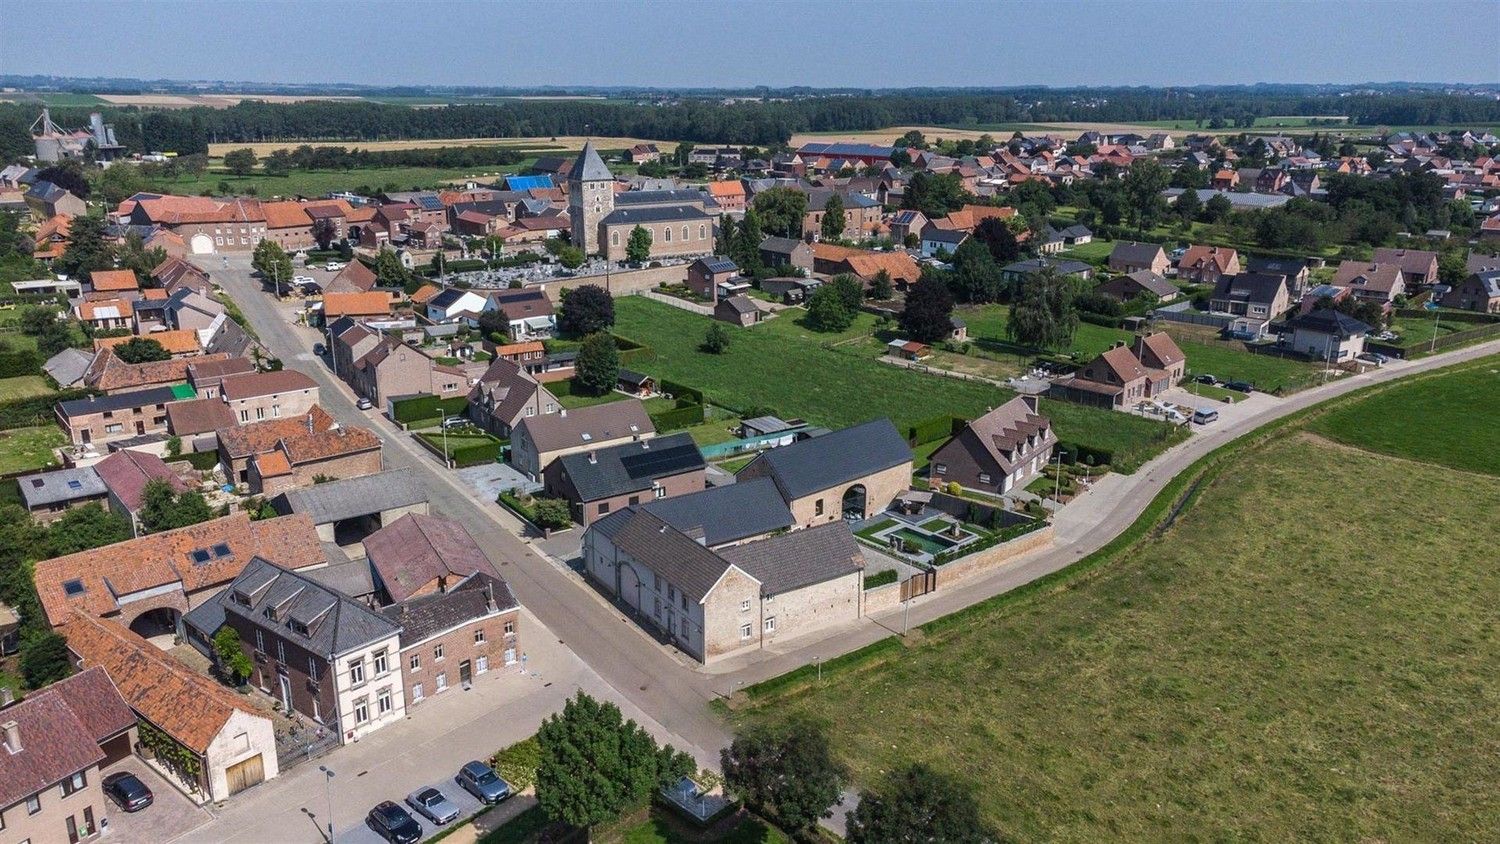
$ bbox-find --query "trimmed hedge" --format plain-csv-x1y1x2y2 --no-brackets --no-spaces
659,378,704,406
1057,440,1114,468
450,437,504,467
613,333,655,365
929,517,1047,567
0,347,42,378
0,387,91,430
1078,310,1123,329
864,569,899,589
907,414,963,446
650,402,705,432
391,394,469,424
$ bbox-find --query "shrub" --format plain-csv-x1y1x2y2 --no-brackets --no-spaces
493,736,542,791
650,403,705,431
391,394,469,424
864,569,899,589
531,497,572,530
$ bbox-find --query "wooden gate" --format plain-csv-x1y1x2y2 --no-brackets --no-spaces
226,754,265,795
900,570,936,601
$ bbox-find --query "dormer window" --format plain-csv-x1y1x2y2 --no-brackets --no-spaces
289,619,310,636
231,590,252,607
265,606,279,622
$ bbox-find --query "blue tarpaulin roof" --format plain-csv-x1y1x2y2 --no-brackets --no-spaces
505,174,555,191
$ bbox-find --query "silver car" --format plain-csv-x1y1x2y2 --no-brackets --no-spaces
456,761,511,804
405,786,460,825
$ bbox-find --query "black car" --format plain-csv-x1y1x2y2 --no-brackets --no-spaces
1193,374,1218,385
367,801,423,844
1223,380,1254,393
102,771,154,812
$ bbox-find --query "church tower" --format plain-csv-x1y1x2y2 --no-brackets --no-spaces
568,141,614,256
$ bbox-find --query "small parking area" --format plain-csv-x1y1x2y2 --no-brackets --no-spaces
334,774,493,844
100,757,211,843
456,461,537,500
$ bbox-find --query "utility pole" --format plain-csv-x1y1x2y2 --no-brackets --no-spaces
319,766,335,843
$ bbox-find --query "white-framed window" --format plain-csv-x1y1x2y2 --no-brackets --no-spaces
740,599,750,613
276,640,286,662
699,224,707,239
254,629,264,652
27,793,41,814
238,409,249,423
476,655,489,673
740,623,752,639
764,616,777,633
353,696,370,724
376,687,393,716
611,231,619,246
255,407,265,421
216,236,223,245
434,643,445,661
60,770,86,797
409,653,421,671
545,402,557,413
932,462,946,475
682,225,689,241
308,655,318,677
436,673,448,692
349,658,366,687
978,473,992,485
373,649,389,676
271,405,281,418
474,628,486,645
105,423,123,434
815,499,825,516
654,485,666,499
412,682,424,702
664,227,672,243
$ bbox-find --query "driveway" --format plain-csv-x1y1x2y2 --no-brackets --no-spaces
456,462,537,502
101,756,211,843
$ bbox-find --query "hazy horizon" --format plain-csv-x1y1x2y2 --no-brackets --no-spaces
3,0,1497,89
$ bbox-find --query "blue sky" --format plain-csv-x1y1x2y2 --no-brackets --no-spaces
3,0,1496,88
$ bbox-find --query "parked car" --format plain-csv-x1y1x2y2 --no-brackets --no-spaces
442,416,471,429
406,787,460,825
367,801,422,844
456,761,512,804
1223,380,1254,393
356,397,374,410
293,275,316,286
1193,374,1218,385
1191,408,1220,425
326,261,347,271
102,771,154,812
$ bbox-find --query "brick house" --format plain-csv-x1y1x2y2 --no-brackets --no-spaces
55,386,179,447
221,369,320,424
929,395,1055,495
343,337,465,407
1371,247,1440,286
1176,245,1241,285
187,356,256,400
705,180,747,212
217,406,338,485
735,418,912,526
381,572,521,709
93,448,192,535
261,201,314,251
1209,273,1292,320
1331,261,1406,307
1108,242,1171,275
362,514,504,604
466,357,561,439
687,256,739,301
1441,270,1500,313
511,400,657,479
758,235,814,272
0,667,136,844
1049,336,1182,409
543,431,707,526
714,294,763,326
246,424,383,496
83,350,232,394
184,557,406,744
17,465,110,523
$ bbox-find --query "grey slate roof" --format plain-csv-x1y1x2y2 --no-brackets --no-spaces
598,508,741,602
57,386,179,419
1211,273,1287,305
1124,270,1178,298
615,189,714,208
43,348,94,387
273,469,428,525
1109,241,1165,265
719,294,758,315
555,432,704,502
571,141,613,182
1247,256,1307,277
719,522,863,596
18,466,107,508
301,558,376,599
1002,257,1092,277
380,572,518,645
595,476,793,547
516,399,654,454
600,205,711,226
758,236,806,255
185,556,400,657
1290,308,1372,339
738,418,911,502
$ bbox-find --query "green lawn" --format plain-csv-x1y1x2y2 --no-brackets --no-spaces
151,162,535,199
0,375,53,401
0,425,65,475
732,419,1500,839
1310,355,1499,476
1056,239,1116,266
1175,338,1320,394
613,297,1180,472
1388,311,1486,351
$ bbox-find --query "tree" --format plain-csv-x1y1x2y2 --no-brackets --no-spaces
57,214,114,278
21,631,72,688
574,332,620,396
34,321,73,358
252,239,293,292
949,239,1006,303
36,161,91,199
213,626,253,685
312,218,339,250
531,498,573,530
19,305,58,336
721,720,846,835
870,268,894,301
558,284,615,337
752,188,809,239
112,337,170,364
625,225,653,263
900,275,956,343
536,692,693,831
1122,159,1171,232
733,208,765,273
557,246,585,269
806,284,855,333
96,163,150,205
373,249,411,289
820,194,846,241
1007,267,1079,350
44,503,131,557
1172,187,1202,225
701,321,730,354
972,216,1021,265
829,274,865,310
262,149,292,176
673,142,694,167
1202,192,1234,224
903,171,968,218
139,479,213,533
716,213,737,258
846,765,995,844
222,147,258,176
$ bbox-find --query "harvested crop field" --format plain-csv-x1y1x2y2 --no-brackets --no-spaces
207,135,674,157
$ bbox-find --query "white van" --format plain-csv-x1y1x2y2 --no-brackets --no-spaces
1192,408,1219,425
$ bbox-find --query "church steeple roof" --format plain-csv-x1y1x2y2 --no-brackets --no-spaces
571,141,613,182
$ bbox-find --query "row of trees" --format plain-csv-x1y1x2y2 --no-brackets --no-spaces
220,142,532,176
531,692,994,841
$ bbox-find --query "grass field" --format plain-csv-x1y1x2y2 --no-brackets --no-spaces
0,375,54,401
1055,240,1116,265
0,425,65,475
613,297,1181,472
732,386,1500,838
1309,356,1499,476
206,135,668,157
151,163,531,199
1388,311,1486,350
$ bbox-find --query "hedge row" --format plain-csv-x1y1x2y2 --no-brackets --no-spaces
450,439,502,467
0,388,91,430
391,394,469,424
930,517,1047,566
650,403,705,432
659,378,704,406
1057,440,1114,467
1077,310,1122,329
907,414,963,446
612,333,655,366
491,736,540,791
864,569,899,589
0,348,42,378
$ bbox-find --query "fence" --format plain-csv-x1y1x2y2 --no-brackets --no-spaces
698,426,808,460
1151,303,1235,329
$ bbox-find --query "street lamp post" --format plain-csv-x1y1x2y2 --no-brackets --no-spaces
318,765,335,843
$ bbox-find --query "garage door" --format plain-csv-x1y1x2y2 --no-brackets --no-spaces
99,733,132,766
225,754,265,795
190,233,215,254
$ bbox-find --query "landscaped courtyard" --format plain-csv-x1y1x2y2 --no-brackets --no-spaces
730,359,1500,839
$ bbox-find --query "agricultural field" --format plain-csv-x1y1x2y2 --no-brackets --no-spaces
612,297,1181,472
1310,355,1499,476
0,425,66,475
732,382,1500,839
795,118,1494,147
206,135,667,157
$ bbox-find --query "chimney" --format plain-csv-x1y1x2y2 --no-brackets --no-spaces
485,581,497,613
2,720,18,754
587,451,596,464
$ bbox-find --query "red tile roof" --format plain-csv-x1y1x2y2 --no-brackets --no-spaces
220,369,317,400
93,448,191,512
0,676,107,808
323,291,392,317
261,200,312,229
90,269,141,292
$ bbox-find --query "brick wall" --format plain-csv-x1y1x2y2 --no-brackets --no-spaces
398,608,520,709
780,461,914,527
933,526,1054,588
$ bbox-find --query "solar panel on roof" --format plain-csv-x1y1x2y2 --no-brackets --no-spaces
619,442,704,479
